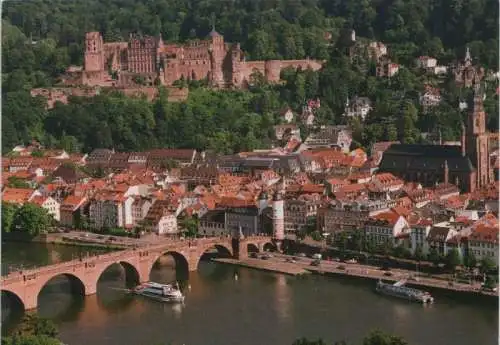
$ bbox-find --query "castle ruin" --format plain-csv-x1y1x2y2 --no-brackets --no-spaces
76,29,323,89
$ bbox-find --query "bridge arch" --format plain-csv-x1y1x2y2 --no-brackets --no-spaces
37,273,86,312
97,260,141,289
149,250,190,281
247,243,260,254
2,289,25,332
195,243,233,268
2,289,25,313
263,242,276,252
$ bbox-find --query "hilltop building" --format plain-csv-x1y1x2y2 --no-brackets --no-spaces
73,30,323,89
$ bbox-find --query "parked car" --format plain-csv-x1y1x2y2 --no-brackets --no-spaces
285,258,296,263
337,265,346,270
298,253,307,257
249,252,258,258
310,259,321,266
384,271,393,277
261,254,271,260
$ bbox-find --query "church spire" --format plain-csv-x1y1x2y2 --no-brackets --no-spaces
465,46,472,66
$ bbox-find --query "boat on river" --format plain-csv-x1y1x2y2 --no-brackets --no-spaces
376,279,434,304
133,281,185,303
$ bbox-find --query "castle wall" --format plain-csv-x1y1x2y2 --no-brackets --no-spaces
103,42,128,71
280,59,323,71
127,36,157,74
240,59,323,86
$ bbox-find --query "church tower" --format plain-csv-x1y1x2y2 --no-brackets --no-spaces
466,84,490,189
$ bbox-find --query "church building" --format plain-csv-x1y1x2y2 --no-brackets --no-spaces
379,85,492,193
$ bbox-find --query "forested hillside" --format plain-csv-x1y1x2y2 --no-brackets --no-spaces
2,0,498,153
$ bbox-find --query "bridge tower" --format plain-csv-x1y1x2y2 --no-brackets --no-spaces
272,181,285,252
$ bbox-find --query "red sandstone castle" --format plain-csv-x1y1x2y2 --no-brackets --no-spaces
77,29,323,88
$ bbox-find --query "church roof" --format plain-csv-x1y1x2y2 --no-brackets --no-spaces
379,144,475,173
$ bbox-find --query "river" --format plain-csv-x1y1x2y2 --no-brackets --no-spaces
1,242,498,345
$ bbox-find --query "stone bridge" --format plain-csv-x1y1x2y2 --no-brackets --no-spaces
1,236,274,311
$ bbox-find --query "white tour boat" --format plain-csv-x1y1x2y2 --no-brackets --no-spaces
133,281,185,303
376,279,434,304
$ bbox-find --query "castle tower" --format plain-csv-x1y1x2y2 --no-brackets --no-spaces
466,84,490,189
84,32,104,72
83,32,105,84
272,182,285,251
208,23,224,87
231,43,242,87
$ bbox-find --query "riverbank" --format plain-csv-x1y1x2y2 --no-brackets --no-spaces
213,258,311,276
213,256,498,299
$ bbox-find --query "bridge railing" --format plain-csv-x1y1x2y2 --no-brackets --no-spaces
0,236,272,284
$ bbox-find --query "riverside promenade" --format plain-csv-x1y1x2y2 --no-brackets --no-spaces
213,254,499,297
213,258,310,276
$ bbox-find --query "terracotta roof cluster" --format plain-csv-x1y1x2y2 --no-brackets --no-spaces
470,223,499,244
2,187,35,204
367,209,401,226
60,195,87,211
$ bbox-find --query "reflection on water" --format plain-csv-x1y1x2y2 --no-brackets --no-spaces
275,274,291,322
1,242,112,275
2,243,499,345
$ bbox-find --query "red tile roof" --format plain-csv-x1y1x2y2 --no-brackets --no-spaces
2,187,34,204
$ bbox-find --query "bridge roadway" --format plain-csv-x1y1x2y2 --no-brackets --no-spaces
0,236,273,311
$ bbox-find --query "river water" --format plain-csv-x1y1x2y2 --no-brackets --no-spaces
1,242,498,345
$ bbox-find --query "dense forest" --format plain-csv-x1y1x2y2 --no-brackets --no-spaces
2,0,499,153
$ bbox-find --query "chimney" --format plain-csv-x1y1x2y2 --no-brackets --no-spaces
444,160,449,185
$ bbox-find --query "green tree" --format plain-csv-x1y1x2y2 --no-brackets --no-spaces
479,257,497,274
3,314,60,345
2,335,61,345
413,246,425,262
30,150,44,157
427,247,442,266
392,245,412,259
463,252,477,270
11,314,58,339
2,202,19,233
13,203,52,237
180,216,199,238
362,330,408,345
445,248,462,272
310,230,323,242
7,176,31,188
